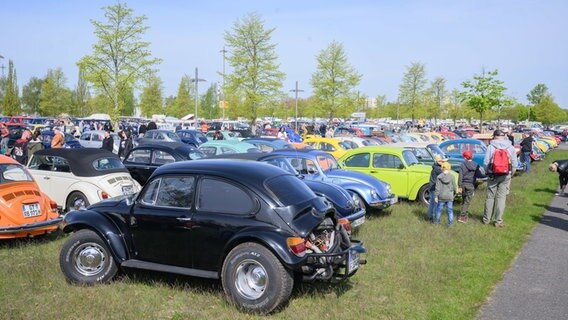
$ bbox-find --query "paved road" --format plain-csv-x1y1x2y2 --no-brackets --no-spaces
477,144,568,320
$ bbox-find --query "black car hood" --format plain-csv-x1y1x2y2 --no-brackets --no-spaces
273,196,335,237
87,193,137,212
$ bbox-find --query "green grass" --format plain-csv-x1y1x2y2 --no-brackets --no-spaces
1,150,566,320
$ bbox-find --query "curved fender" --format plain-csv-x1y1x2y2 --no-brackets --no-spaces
64,181,103,208
340,182,374,202
408,178,430,201
62,210,129,262
223,229,306,271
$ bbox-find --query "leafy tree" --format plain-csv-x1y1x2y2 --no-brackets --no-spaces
534,96,566,125
139,75,164,117
459,69,506,129
398,62,427,122
426,77,446,124
78,2,161,121
70,69,90,116
39,68,72,117
311,41,361,120
526,83,549,106
22,77,44,115
201,83,220,120
167,76,193,118
120,85,136,116
2,60,21,115
224,12,285,124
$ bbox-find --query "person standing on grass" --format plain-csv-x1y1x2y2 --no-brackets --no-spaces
482,129,517,228
548,160,568,195
427,155,447,221
457,150,480,223
434,162,457,226
520,132,534,173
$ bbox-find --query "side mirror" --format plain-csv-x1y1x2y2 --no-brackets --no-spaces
399,163,405,170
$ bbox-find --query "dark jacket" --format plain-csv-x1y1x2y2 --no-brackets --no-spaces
119,136,133,158
101,136,114,152
428,163,443,190
10,139,29,165
435,172,457,201
459,160,479,187
556,160,568,175
520,136,533,153
508,134,515,146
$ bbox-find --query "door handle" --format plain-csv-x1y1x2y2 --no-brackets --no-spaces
370,170,378,173
176,217,192,222
43,177,50,180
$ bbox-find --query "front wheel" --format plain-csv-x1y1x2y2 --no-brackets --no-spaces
59,229,118,285
418,184,431,206
66,191,89,212
221,243,293,314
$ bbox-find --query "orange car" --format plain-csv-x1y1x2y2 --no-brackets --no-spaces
0,155,62,239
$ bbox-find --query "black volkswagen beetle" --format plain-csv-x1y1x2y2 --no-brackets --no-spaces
123,142,205,185
59,159,365,314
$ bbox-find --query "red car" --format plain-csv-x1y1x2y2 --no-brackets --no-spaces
0,155,62,239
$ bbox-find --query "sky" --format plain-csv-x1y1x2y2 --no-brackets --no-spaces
1,0,567,108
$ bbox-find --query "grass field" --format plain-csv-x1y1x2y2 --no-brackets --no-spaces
1,150,566,320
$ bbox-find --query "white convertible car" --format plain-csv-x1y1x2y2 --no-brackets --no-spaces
27,148,141,211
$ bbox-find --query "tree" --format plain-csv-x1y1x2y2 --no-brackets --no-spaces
22,77,44,115
201,83,220,120
77,2,160,121
71,69,90,116
526,83,549,106
426,77,446,124
2,60,21,116
459,69,506,130
139,75,164,117
398,62,427,122
534,96,566,126
167,76,192,118
311,41,361,120
39,68,73,117
224,12,285,124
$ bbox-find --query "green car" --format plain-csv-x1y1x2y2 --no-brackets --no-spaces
338,146,458,204
198,140,261,156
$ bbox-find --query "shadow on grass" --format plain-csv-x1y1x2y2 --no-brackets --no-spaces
292,278,354,299
533,203,568,215
0,229,66,249
533,188,557,194
531,203,568,232
364,207,393,221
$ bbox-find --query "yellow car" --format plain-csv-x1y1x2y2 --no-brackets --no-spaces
538,136,558,148
302,137,352,159
339,146,458,204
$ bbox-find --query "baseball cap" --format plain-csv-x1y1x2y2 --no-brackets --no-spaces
434,155,448,162
462,150,473,160
493,129,505,137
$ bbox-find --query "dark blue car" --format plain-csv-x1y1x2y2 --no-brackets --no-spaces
176,129,208,147
38,130,82,149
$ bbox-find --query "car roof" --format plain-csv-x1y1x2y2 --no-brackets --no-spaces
0,154,19,165
153,158,289,184
133,142,198,153
32,148,127,177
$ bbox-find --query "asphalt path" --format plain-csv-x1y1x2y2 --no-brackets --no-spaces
477,143,568,320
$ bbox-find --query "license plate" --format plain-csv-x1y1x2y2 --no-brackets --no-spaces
22,203,41,218
351,216,365,228
347,249,360,274
122,185,134,195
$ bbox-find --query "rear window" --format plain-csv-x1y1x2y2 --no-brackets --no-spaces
92,157,126,171
265,175,315,206
0,164,33,184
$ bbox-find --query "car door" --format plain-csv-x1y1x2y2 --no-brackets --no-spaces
130,176,195,267
124,148,153,185
370,153,409,197
190,177,258,271
79,132,91,148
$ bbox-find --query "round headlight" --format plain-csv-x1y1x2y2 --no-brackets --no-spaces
351,193,363,208
371,188,379,198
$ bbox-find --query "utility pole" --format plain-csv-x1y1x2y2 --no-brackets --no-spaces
0,54,4,77
220,47,227,120
191,67,206,128
289,81,304,132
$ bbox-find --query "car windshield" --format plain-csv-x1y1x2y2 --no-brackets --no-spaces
165,131,181,141
92,157,126,171
188,150,205,160
402,150,419,166
265,175,316,206
317,153,340,171
412,148,433,160
0,164,33,184
427,144,447,158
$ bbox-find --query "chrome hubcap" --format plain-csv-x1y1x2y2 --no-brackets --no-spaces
234,259,267,300
73,243,106,276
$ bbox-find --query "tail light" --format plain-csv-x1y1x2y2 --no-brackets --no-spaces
49,200,58,212
338,218,352,233
287,237,306,257
101,191,109,199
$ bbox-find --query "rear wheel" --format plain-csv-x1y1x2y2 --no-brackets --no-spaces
418,184,430,205
59,229,118,285
66,192,89,212
221,242,293,314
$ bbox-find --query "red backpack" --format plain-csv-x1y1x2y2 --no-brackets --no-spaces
492,148,511,175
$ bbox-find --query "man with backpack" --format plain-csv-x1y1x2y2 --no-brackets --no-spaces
482,129,518,228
